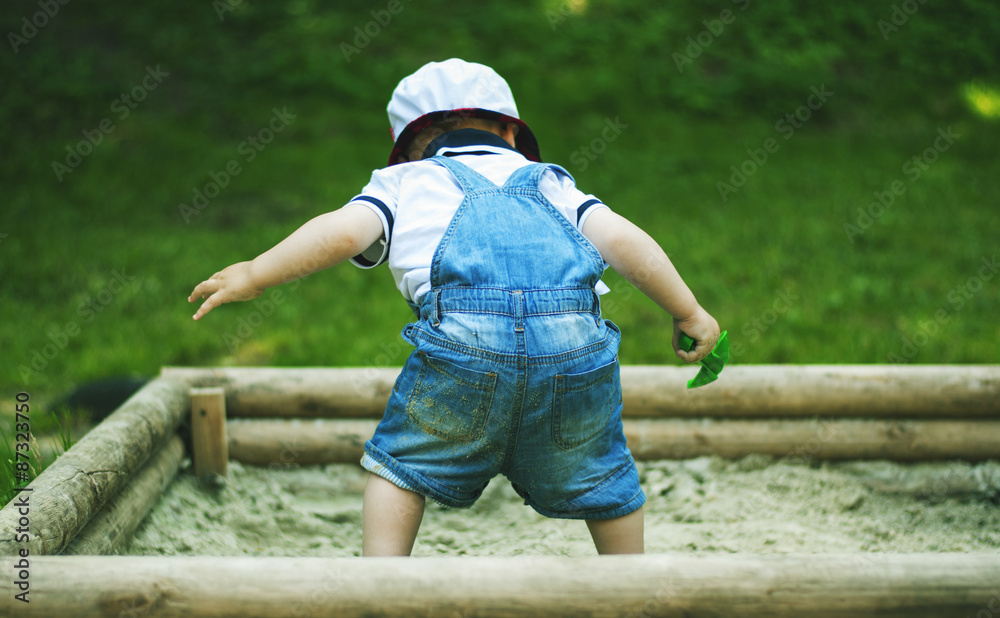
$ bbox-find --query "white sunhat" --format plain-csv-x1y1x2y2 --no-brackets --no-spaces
386,58,541,166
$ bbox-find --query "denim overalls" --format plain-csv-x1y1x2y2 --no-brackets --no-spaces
361,155,645,520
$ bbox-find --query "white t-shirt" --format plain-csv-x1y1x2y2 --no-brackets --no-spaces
349,132,610,304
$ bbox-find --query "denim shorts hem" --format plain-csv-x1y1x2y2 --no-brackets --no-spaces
527,489,646,521
362,441,480,510
518,459,647,521
359,452,418,493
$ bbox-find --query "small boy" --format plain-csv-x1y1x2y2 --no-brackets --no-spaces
188,58,720,556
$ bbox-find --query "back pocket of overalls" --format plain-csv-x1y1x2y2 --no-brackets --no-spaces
406,352,497,442
551,359,621,450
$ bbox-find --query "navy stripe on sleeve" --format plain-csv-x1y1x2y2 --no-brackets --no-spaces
350,195,393,267
576,198,603,225
352,195,394,238
352,252,379,268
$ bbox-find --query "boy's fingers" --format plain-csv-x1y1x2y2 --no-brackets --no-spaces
675,338,715,363
689,346,710,363
189,282,207,303
676,348,700,363
673,328,703,362
189,279,219,303
191,285,229,320
192,295,219,320
674,345,698,363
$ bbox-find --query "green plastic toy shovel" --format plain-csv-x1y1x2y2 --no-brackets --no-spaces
677,330,729,388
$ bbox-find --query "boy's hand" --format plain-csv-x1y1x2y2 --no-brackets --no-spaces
672,307,720,363
188,261,263,320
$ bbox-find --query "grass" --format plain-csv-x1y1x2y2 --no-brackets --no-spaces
3,1,997,402
0,424,18,508
2,103,999,403
2,1,998,510
0,407,80,507
0,421,40,508
53,411,76,456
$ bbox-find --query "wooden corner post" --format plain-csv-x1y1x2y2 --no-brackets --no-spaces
190,387,228,477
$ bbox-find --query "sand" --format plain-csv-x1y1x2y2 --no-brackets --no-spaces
123,456,1000,557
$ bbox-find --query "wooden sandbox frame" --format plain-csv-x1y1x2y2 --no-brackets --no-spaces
2,365,999,617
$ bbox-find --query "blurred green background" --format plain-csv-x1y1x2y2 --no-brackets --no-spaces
2,0,998,402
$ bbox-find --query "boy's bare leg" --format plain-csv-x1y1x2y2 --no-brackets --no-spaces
362,473,426,556
586,506,644,554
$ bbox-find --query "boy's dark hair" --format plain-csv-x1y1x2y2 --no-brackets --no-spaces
405,116,508,162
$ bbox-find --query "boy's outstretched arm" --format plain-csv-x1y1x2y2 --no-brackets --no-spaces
188,203,383,320
582,208,720,363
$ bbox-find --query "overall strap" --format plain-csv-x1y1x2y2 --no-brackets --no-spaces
426,154,604,294
502,162,575,193
430,155,498,194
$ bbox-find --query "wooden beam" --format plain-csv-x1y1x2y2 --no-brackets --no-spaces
62,435,186,556
225,417,1000,464
228,419,376,466
2,554,998,617
623,364,1000,418
162,365,1000,419
0,378,190,556
162,366,394,419
190,388,228,478
624,418,1000,461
